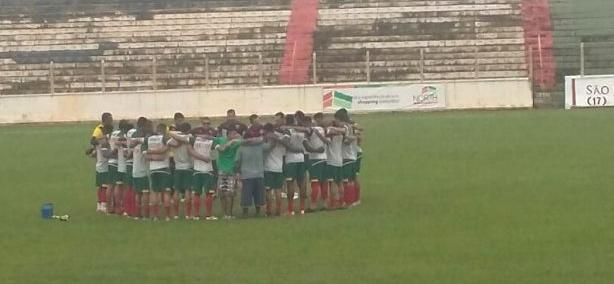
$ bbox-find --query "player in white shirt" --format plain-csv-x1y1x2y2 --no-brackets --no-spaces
325,111,348,209
129,118,152,219
123,122,138,217
305,114,330,212
263,123,288,216
168,122,194,219
142,123,179,221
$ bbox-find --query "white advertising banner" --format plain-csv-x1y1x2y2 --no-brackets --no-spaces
323,84,446,112
565,75,614,109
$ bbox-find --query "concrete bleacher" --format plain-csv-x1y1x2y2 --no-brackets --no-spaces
314,0,528,83
0,0,291,94
0,0,531,95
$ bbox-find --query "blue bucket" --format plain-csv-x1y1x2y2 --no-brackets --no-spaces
41,203,53,219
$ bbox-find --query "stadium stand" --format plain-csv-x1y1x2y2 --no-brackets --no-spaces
0,0,292,94
0,0,532,95
313,0,528,83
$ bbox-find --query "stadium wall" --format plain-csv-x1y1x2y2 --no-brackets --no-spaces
0,78,531,124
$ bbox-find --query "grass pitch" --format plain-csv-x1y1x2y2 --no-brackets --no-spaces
1,109,613,284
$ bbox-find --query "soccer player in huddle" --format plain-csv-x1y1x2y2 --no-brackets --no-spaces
107,120,132,214
306,114,330,211
325,110,348,209
142,123,179,221
282,114,307,215
219,109,247,137
188,117,217,220
168,122,194,219
338,109,359,207
123,121,138,217
281,113,325,215
263,123,287,216
130,118,152,219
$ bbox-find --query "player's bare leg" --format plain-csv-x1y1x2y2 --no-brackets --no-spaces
172,191,180,219
229,191,235,218
320,181,329,210
298,181,307,215
286,180,296,215
170,190,179,219
142,191,150,219
163,190,172,221
204,191,215,219
265,189,273,216
150,192,161,221
184,190,192,220
274,189,282,216
134,192,142,219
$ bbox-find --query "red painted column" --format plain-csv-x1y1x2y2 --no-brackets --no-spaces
521,0,556,90
279,0,319,84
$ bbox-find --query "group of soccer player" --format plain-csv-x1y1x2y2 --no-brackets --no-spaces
88,108,363,221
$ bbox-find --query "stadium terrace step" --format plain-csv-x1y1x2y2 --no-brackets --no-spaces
0,0,531,94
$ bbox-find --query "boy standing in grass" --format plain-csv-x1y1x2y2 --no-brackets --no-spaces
213,127,242,219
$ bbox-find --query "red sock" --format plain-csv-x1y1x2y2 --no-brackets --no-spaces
344,182,355,205
310,181,320,205
174,199,180,217
205,193,214,217
355,182,361,202
192,195,200,218
100,186,108,203
186,197,192,218
300,198,305,211
288,199,294,214
321,182,329,202
97,187,103,203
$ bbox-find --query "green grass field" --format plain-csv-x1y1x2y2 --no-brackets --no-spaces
1,109,613,284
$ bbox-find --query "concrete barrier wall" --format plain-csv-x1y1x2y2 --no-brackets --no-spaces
445,78,533,109
0,78,532,123
0,85,323,123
